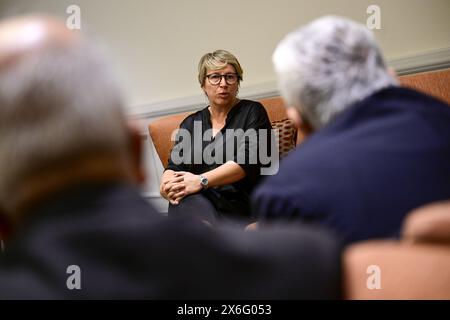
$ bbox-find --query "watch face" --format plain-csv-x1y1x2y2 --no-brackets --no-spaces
200,176,208,186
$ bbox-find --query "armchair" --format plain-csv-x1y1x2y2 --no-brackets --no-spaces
343,200,450,299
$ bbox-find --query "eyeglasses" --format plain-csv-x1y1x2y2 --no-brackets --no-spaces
206,73,239,85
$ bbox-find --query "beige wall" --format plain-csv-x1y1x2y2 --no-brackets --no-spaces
1,0,450,109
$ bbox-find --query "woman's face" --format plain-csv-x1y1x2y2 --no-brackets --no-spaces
202,64,239,108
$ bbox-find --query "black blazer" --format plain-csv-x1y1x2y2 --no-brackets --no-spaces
0,182,341,299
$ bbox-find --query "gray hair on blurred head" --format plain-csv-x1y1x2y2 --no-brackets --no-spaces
0,33,128,213
272,16,398,129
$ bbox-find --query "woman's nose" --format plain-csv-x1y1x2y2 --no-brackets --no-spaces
219,77,228,86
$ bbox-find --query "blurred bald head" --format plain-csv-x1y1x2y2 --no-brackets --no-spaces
0,16,80,69
0,15,133,217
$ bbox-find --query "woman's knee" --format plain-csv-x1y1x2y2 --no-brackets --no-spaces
168,193,218,221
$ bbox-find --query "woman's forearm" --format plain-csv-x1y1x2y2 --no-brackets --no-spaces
202,161,246,188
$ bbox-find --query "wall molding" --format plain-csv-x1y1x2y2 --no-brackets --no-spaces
388,47,450,76
128,81,279,120
128,47,450,120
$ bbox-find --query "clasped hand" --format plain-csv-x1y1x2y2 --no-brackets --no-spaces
160,171,202,205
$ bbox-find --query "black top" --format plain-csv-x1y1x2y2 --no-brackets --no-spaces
166,99,273,216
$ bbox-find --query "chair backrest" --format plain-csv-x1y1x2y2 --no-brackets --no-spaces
399,68,450,105
343,201,450,299
258,97,289,122
148,111,192,168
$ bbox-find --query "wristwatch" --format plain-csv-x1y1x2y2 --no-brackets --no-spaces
199,175,209,189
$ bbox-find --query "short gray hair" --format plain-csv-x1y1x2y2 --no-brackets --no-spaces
0,37,128,212
273,16,398,128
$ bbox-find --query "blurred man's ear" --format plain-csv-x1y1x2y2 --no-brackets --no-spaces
287,107,301,128
126,121,146,185
287,107,314,137
388,67,399,81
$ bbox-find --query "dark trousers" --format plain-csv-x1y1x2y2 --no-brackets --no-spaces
168,190,254,227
